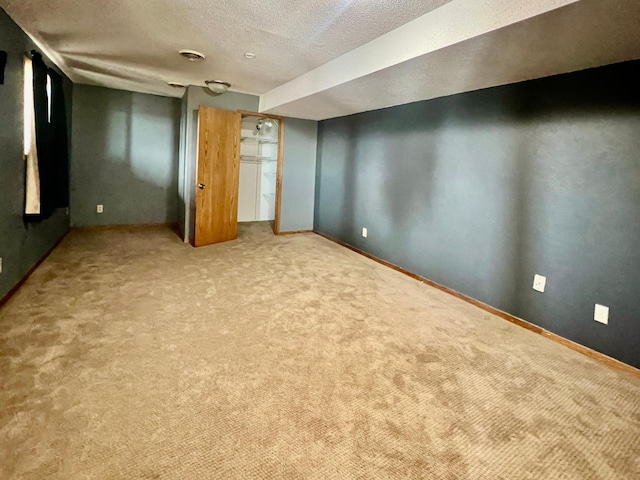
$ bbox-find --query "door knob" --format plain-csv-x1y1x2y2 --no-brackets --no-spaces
198,183,205,189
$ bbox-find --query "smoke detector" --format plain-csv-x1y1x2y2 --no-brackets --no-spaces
179,50,205,62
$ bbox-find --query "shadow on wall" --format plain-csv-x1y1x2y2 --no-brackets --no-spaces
505,69,640,364
315,60,640,368
71,85,180,227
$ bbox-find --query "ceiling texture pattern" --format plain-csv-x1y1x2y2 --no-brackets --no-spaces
2,0,639,120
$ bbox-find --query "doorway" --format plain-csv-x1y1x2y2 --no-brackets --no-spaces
238,112,284,234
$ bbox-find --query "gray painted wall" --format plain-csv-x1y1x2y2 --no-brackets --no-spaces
315,61,640,368
177,92,188,238
186,88,260,114
281,118,318,232
71,85,180,226
0,9,72,300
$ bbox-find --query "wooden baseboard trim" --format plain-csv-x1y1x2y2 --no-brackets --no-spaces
0,230,69,311
277,230,314,236
313,230,640,378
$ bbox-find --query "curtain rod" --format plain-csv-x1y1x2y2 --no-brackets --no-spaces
22,51,60,76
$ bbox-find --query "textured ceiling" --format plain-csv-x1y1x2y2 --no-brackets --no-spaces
2,0,639,120
0,0,452,97
265,0,640,120
259,0,580,114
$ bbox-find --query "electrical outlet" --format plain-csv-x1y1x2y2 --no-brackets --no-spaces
533,274,546,293
97,204,104,214
362,227,368,238
594,304,609,325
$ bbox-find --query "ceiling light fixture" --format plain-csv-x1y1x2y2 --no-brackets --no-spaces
179,49,205,61
244,53,256,59
205,80,231,95
167,82,186,88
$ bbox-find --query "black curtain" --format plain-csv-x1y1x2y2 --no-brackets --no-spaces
0,50,7,84
26,51,69,221
48,69,70,208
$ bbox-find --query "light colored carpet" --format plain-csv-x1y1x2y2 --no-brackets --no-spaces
0,222,639,479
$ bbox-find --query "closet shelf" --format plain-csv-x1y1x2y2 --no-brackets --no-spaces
240,155,277,162
241,136,278,144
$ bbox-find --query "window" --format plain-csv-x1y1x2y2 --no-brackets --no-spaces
46,73,52,123
24,56,40,215
23,51,70,219
23,57,33,157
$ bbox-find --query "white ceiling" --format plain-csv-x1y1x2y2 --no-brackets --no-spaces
2,0,639,120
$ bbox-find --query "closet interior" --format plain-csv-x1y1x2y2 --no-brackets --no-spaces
238,114,280,223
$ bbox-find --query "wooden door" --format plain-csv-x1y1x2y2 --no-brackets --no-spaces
194,106,241,247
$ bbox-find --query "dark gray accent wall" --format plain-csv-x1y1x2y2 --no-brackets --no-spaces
281,118,318,232
0,9,71,301
315,61,640,368
71,84,180,226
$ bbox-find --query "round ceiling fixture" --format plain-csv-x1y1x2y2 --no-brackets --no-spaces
244,53,256,59
167,82,186,88
205,80,231,95
179,49,205,61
